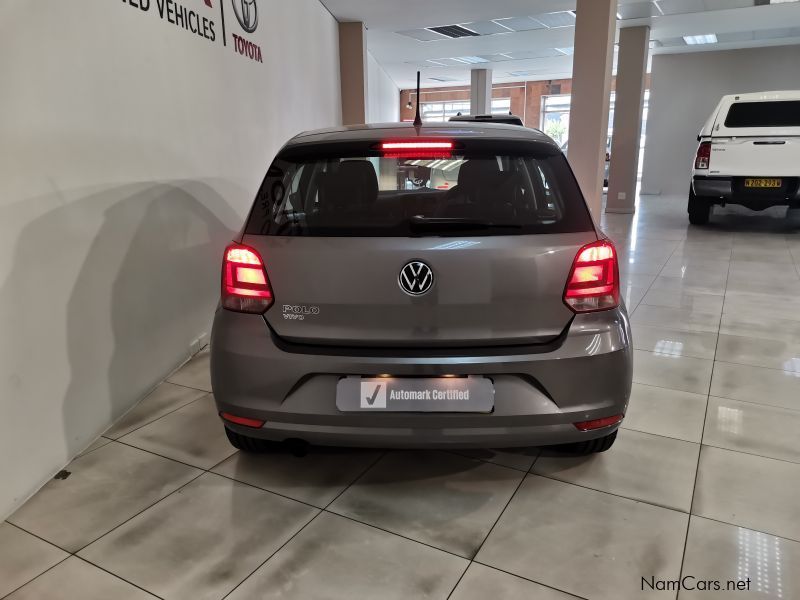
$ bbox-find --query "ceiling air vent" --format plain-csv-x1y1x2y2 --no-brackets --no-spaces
427,24,480,38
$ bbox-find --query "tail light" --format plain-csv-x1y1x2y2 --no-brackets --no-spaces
564,239,619,313
695,141,711,169
221,243,273,314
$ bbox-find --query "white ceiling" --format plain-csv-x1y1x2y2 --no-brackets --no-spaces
320,0,800,89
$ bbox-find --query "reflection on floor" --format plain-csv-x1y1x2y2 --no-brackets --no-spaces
3,195,800,600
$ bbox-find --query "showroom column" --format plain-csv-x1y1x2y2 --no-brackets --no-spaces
338,21,368,125
566,0,617,217
470,69,492,115
607,26,650,213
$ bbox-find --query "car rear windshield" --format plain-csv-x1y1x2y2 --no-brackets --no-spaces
245,145,592,237
724,100,800,128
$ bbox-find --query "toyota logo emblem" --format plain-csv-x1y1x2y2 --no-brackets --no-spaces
231,0,258,33
399,261,434,296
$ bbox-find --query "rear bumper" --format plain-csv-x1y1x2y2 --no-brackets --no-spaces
210,308,632,448
693,175,800,208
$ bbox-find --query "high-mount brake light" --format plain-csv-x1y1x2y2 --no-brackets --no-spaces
380,141,454,150
221,243,274,314
380,140,454,158
563,239,620,313
695,141,711,170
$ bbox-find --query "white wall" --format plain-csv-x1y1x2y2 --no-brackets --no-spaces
367,51,400,123
0,0,341,518
642,44,800,195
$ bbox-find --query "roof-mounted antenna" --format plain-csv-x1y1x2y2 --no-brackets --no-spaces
413,71,423,127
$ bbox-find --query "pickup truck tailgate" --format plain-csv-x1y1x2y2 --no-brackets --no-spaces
710,136,800,177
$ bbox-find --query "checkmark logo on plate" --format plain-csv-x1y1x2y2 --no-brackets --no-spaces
366,384,381,405
360,381,387,409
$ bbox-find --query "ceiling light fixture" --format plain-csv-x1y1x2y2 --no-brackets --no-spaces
683,34,718,44
453,55,490,64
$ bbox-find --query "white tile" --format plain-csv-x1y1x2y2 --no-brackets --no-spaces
477,476,688,600
105,382,206,439
693,446,800,540
631,304,720,333
120,394,236,470
715,334,800,372
534,428,699,511
450,563,577,600
633,325,717,359
79,473,318,600
166,349,211,392
226,512,467,600
731,247,794,264
6,557,158,600
660,257,729,278
329,450,524,558
623,383,707,443
710,361,800,410
719,312,800,343
0,523,67,598
212,448,382,507
723,291,800,322
641,289,724,314
9,442,200,552
704,396,800,464
728,259,800,281
681,516,800,600
620,259,665,276
726,277,800,297
632,350,714,395
648,273,726,296
620,272,657,288
452,447,540,472
620,284,648,311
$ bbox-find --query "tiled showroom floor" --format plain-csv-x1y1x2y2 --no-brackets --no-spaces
3,195,800,600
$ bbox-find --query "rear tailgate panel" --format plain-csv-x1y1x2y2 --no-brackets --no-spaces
245,232,594,347
710,137,800,177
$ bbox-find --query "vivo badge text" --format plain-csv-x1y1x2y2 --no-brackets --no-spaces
336,376,495,412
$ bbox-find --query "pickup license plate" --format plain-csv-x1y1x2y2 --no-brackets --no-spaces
744,178,781,188
336,376,494,412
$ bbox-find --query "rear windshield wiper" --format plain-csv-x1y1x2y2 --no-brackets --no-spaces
409,216,522,230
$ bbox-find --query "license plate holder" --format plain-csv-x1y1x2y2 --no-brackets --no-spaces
336,376,495,413
744,178,782,189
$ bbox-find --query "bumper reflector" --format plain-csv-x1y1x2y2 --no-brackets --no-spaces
220,412,265,428
574,414,623,431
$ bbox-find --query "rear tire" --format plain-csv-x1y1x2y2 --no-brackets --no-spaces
224,427,278,453
688,187,712,225
553,430,617,455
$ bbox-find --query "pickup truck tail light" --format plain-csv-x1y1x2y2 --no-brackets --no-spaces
695,141,711,170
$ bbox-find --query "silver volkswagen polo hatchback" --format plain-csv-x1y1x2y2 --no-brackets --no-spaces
211,122,632,454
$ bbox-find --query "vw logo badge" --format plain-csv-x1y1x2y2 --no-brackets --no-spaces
399,261,434,296
232,0,258,33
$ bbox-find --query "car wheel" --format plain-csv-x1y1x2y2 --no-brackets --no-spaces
224,426,278,453
553,430,617,455
688,187,711,225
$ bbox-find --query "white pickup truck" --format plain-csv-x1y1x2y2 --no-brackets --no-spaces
689,90,800,224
